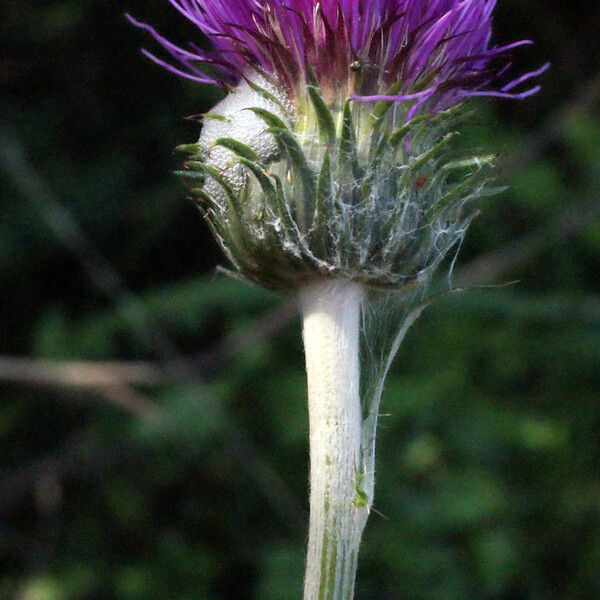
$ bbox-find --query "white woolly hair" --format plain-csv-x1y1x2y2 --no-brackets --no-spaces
198,75,293,209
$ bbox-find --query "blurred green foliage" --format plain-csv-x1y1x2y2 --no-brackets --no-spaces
0,1,599,599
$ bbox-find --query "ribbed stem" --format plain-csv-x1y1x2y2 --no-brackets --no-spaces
300,279,369,600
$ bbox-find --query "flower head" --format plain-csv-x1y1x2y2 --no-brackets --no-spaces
129,1,547,292
129,0,547,110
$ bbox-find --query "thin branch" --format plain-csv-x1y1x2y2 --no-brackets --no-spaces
94,385,160,417
0,355,164,388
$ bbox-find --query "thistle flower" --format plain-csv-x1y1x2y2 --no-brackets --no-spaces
129,1,547,292
129,3,546,598
128,0,545,104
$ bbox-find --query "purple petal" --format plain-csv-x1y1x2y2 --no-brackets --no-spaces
128,1,548,109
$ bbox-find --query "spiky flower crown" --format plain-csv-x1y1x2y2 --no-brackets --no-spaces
129,0,548,292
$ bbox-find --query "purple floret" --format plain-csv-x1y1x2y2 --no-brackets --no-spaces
128,0,548,110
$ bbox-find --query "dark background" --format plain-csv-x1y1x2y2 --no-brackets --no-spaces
1,1,599,598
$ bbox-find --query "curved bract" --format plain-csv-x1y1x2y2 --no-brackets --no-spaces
176,75,495,291
129,0,547,292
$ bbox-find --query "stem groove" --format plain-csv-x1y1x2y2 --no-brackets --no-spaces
301,279,369,600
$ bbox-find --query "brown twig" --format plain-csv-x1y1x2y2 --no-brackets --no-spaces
0,355,164,388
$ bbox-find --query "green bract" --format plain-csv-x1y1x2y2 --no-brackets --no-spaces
176,75,499,292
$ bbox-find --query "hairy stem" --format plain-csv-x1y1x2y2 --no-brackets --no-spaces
300,279,369,600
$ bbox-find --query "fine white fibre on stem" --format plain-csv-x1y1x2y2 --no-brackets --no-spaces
300,279,368,600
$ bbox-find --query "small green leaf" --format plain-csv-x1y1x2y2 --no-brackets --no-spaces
440,154,498,173
360,134,390,198
340,101,356,155
410,132,459,172
354,489,369,508
248,107,316,193
389,114,429,147
247,107,289,130
268,128,310,172
270,128,316,190
270,173,299,236
354,473,369,508
307,85,336,145
173,169,205,181
427,103,466,127
339,101,361,179
305,62,319,87
212,137,261,162
312,153,332,256
245,79,289,114
175,143,201,155
316,153,333,213
181,162,244,220
203,112,230,122
424,177,476,220
428,154,499,190
190,188,212,204
370,134,391,169
237,158,277,200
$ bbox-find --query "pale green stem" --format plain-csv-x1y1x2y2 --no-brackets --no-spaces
300,279,370,600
